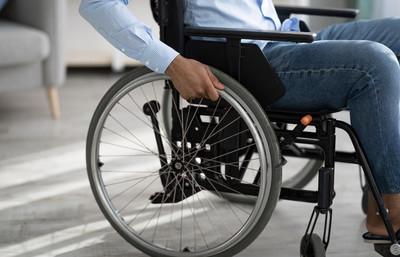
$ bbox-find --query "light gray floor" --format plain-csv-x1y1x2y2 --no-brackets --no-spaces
0,69,380,256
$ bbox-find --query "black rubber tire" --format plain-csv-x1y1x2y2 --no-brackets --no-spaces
282,156,322,189
300,234,326,257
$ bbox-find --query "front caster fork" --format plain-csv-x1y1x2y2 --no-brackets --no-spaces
301,206,332,256
301,167,335,257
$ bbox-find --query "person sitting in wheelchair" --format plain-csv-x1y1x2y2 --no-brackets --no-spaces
80,0,400,246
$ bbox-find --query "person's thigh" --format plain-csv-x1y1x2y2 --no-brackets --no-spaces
316,17,400,60
263,40,398,112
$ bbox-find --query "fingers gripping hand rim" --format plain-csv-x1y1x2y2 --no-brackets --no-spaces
165,55,224,101
205,65,225,101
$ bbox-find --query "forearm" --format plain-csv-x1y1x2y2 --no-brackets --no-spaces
79,0,178,73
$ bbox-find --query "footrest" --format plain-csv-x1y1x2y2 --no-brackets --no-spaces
374,244,400,257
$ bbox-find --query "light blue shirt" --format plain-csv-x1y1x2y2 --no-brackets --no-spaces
79,0,298,73
183,0,281,50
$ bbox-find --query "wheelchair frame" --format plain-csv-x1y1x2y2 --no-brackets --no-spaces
156,0,400,256
85,1,400,256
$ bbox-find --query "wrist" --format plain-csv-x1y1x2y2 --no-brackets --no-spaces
165,55,185,76
138,39,179,73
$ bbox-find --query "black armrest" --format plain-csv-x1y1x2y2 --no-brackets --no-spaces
275,5,359,19
184,26,316,43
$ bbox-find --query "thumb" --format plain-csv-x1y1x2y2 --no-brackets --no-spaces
206,86,220,101
206,66,225,90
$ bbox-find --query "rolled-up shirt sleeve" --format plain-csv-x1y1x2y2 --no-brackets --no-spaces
79,0,179,73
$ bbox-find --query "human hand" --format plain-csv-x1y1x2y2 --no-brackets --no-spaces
165,55,225,101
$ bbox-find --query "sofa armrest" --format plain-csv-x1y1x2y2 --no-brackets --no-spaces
2,0,67,87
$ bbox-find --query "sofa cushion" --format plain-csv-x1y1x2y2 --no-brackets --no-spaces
0,19,49,67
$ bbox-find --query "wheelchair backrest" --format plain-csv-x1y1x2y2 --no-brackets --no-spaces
153,0,286,105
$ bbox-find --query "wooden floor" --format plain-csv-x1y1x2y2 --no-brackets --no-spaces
0,69,379,256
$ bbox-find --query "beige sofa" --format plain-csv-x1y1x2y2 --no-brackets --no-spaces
0,0,67,118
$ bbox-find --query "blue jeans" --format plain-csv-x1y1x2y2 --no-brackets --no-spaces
263,18,400,194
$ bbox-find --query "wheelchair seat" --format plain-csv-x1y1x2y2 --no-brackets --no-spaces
266,108,344,117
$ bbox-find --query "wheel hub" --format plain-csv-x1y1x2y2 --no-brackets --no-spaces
171,159,185,173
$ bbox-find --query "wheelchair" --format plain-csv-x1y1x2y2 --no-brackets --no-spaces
85,1,400,256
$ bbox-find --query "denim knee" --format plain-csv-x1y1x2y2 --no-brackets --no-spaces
344,41,400,99
343,41,397,73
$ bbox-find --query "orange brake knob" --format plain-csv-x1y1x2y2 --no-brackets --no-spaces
300,115,312,126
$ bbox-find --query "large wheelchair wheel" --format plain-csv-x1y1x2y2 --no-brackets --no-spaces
282,149,323,189
86,67,282,257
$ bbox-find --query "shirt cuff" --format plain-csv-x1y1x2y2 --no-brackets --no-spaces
138,39,179,73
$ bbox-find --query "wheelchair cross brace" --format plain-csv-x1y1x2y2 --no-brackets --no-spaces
269,112,400,256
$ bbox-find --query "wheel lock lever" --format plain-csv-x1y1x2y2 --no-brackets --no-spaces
279,114,313,149
277,115,312,168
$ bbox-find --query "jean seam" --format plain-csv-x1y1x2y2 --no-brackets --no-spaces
354,75,397,193
276,67,368,76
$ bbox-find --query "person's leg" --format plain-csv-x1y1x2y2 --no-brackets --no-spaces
316,17,400,62
263,39,400,236
367,192,400,236
316,17,400,237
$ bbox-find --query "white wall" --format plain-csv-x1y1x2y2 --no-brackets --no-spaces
67,0,158,69
307,0,352,31
373,0,400,18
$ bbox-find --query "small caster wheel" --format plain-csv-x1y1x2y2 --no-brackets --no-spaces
300,234,326,257
362,185,369,215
